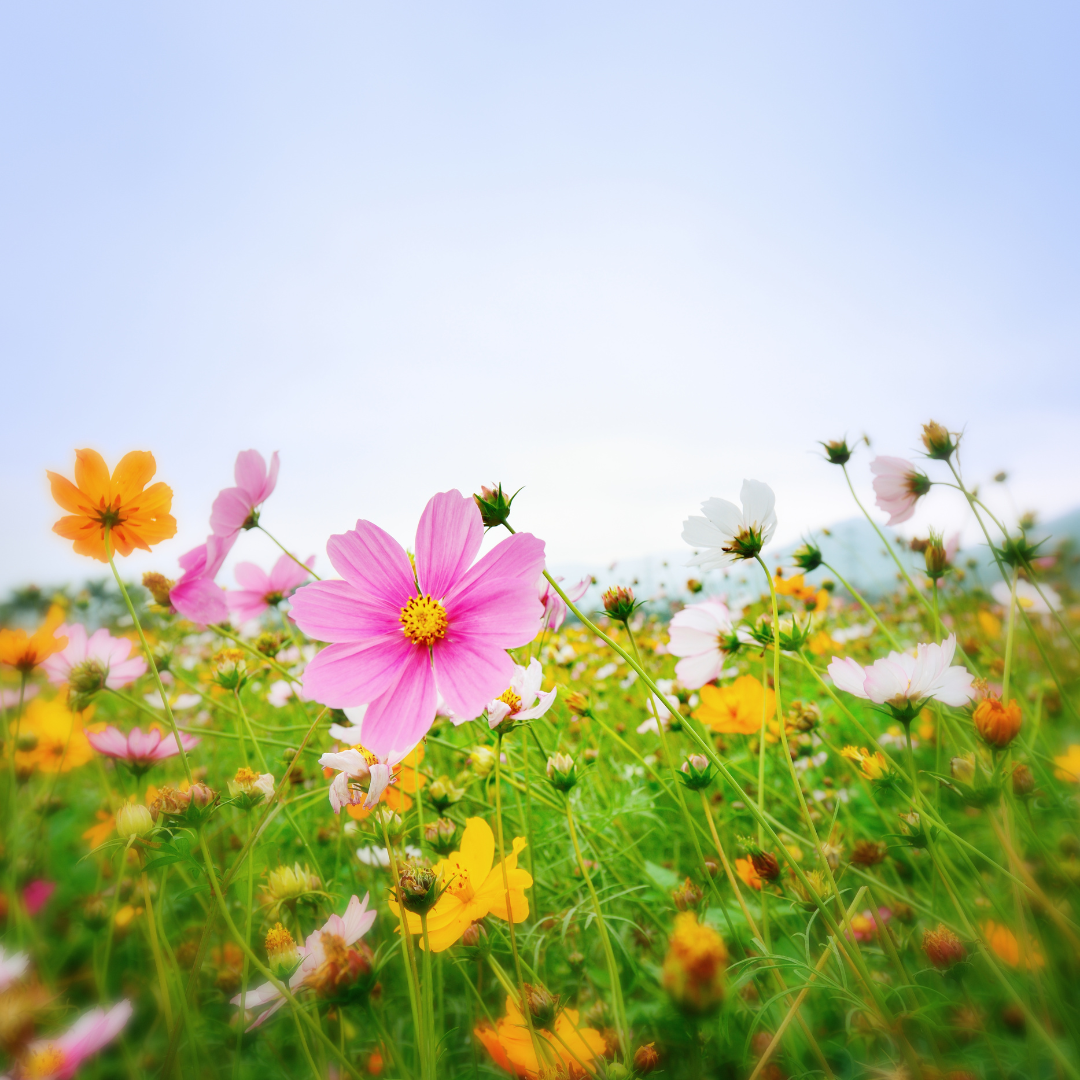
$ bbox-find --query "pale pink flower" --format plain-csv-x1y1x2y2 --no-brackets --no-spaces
232,894,375,1028
480,658,557,729
227,554,315,623
0,947,29,991
870,456,931,526
828,634,974,710
19,1000,132,1079
86,725,200,772
289,490,545,758
169,534,235,625
991,579,1061,615
211,450,280,538
538,573,591,631
319,741,407,814
42,624,146,690
682,480,777,571
666,599,735,689
0,685,38,709
267,679,310,708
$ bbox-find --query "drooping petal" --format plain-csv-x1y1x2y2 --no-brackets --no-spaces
363,764,392,808
414,490,484,600
514,686,557,721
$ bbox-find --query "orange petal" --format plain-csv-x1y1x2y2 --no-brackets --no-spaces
111,451,157,502
73,449,111,505
47,471,95,515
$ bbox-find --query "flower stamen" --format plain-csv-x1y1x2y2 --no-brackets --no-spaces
399,595,448,647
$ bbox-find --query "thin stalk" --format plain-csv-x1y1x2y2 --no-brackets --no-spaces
258,524,322,580
1002,566,1019,704
822,561,902,650
420,913,437,1080
141,870,175,1033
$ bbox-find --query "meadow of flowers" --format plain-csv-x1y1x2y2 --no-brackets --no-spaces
2,423,1079,1080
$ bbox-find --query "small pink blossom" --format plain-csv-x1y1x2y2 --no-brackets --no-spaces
42,624,146,690
870,457,931,526
227,554,315,623
20,1000,132,1079
211,449,280,538
318,738,408,813
169,534,235,625
538,573,591,631
290,490,545,758
666,599,734,689
22,879,55,917
86,725,200,772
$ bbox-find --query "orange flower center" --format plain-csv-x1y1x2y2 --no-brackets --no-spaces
400,595,448,647
444,857,475,902
24,1046,65,1079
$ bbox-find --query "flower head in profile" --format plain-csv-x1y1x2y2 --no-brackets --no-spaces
47,449,175,561
538,573,591,632
828,635,974,720
682,480,777,570
478,658,557,732
12,698,95,775
168,536,235,626
211,449,280,538
870,456,931,526
227,554,314,623
289,490,545,758
86,725,199,776
42,624,146,703
318,742,410,814
16,1000,132,1079
388,817,532,952
693,675,773,735
232,895,376,1028
666,599,738,689
841,745,892,781
0,607,68,674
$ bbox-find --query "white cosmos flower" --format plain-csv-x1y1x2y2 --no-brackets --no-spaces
321,705,418,813
827,634,975,711
991,579,1060,615
682,480,777,571
666,599,735,689
483,658,558,729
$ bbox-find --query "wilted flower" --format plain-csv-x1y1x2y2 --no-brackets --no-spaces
973,697,1022,749
150,782,218,827
672,878,704,911
682,480,777,569
396,862,443,916
666,599,737,689
850,839,888,867
546,752,577,792
923,924,965,968
538,572,591,632
662,912,728,1016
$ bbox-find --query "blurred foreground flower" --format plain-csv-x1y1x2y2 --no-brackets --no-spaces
11,698,94,774
538,573,591,632
86,725,199,775
14,1000,131,1079
0,608,68,676
227,554,314,623
662,911,728,1015
42,624,145,705
870,456,930,526
693,675,772,735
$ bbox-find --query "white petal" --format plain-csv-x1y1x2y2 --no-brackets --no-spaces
487,701,512,728
674,650,723,690
827,657,870,698
515,686,558,721
739,480,776,532
363,764,392,809
699,497,743,537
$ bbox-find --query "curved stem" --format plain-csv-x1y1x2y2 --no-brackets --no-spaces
257,525,322,580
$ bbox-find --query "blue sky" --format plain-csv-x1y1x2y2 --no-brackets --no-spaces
1,3,1078,591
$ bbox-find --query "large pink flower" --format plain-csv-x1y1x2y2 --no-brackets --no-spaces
169,534,235,625
211,449,280,538
42,624,146,689
290,490,545,758
538,573,591,631
870,457,931,526
227,554,314,623
86,725,200,772
20,1000,132,1079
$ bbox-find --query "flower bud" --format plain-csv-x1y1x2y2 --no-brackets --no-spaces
950,755,976,784
472,483,517,528
68,659,107,702
679,754,713,791
211,649,247,691
672,878,703,911
850,839,888,867
1011,762,1035,798
922,924,965,968
792,541,823,573
142,572,176,608
461,922,487,949
116,802,154,839
253,632,283,658
426,775,465,812
371,806,405,846
265,922,300,973
601,585,637,623
739,841,780,883
424,817,460,856
150,783,219,826
634,1043,660,1074
523,983,558,1031
819,439,853,465
228,767,275,810
921,420,957,461
466,746,496,779
662,912,727,1016
923,531,948,580
564,691,591,718
546,752,577,793
973,698,1022,749
397,863,442,915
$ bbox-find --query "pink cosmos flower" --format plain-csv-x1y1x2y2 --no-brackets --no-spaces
211,449,280,538
828,634,975,710
42,624,146,690
232,894,375,1028
22,880,55,917
289,490,545,759
0,947,29,991
538,574,591,631
666,599,735,689
169,534,235,625
18,1000,132,1079
870,457,931,526
227,554,314,623
86,725,200,772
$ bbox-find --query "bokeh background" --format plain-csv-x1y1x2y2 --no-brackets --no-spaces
2,2,1078,592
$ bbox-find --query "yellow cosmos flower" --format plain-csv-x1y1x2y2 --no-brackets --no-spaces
389,817,532,952
1053,745,1080,782
693,675,773,735
982,920,1044,970
10,697,95,774
840,745,891,781
0,606,67,673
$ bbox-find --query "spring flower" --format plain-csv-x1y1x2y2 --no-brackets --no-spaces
693,675,773,735
923,924,965,968
168,536,235,625
227,554,315,623
982,920,1044,970
475,995,604,1079
869,456,931,526
0,608,68,673
11,698,95,774
991,579,1061,615
972,696,1022,748
827,635,975,717
0,947,29,992
289,490,545,758
86,725,199,774
735,857,763,891
388,817,531,952
662,911,728,1016
841,745,893,781
538,573,591,632
47,449,176,561
15,1000,132,1079
41,624,146,698
1053,745,1080,782
666,599,736,689
319,743,411,814
682,479,777,570
233,894,375,1028
477,658,557,731
210,449,280,538
228,767,275,808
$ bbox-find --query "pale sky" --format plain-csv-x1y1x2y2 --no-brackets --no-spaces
1,3,1078,592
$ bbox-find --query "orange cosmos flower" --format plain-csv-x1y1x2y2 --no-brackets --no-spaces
982,920,1044,970
735,856,763,891
0,605,67,673
693,675,773,735
47,449,176,561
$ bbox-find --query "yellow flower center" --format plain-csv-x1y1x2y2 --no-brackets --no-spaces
233,766,260,786
351,744,379,768
399,595,448,647
497,688,523,715
265,922,296,955
24,1046,66,1079
445,857,475,903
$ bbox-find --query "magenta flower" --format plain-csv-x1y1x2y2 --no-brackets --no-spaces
42,624,146,690
290,490,545,758
211,449,280,538
870,456,931,526
86,725,200,774
20,1000,132,1080
22,879,55,917
538,573,591,631
169,534,235,625
227,554,314,623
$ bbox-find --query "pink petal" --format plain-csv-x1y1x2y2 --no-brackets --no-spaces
268,553,314,593
444,577,543,648
104,655,147,689
414,490,483,600
326,522,414,610
227,590,270,623
289,580,401,643
234,562,271,592
339,894,376,944
210,488,248,536
177,543,209,575
354,645,437,758
86,726,131,758
300,635,414,708
127,726,163,759
446,532,546,601
233,449,269,499
170,578,230,625
433,637,517,721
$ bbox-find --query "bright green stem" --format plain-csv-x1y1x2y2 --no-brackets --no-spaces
381,816,423,1068
1002,566,1018,704
141,870,174,1034
257,524,322,580
822,561,902,651
420,913,437,1080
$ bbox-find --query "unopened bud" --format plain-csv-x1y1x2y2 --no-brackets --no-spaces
565,690,591,718
792,541,823,573
466,746,496,779
922,924,965,968
426,775,465,812
672,878,703,911
461,922,487,949
546,752,577,792
820,438,853,465
679,754,713,790
973,698,1022,749
211,649,247,691
424,817,460,856
634,1043,660,1075
523,984,558,1030
924,531,948,579
397,863,442,915
253,632,283,658
472,483,517,529
601,586,637,623
1011,762,1035,798
951,755,976,784
116,803,154,839
921,420,957,461
142,572,175,607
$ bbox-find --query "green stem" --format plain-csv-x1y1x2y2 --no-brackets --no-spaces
1002,565,1018,704
257,524,322,580
822,561,902,651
